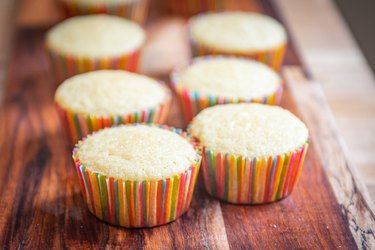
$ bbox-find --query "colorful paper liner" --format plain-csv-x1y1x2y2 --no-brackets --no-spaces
188,15,287,71
61,0,149,23
198,141,309,204
72,124,202,227
47,46,142,83
170,56,284,122
56,88,171,145
165,0,224,16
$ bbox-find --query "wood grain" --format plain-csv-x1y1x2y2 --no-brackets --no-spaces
283,67,375,249
0,0,368,248
274,0,375,201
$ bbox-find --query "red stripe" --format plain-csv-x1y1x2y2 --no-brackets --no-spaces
282,153,296,196
185,167,195,211
176,173,187,216
156,181,163,225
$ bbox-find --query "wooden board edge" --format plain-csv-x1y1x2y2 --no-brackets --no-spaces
283,66,375,249
0,0,20,106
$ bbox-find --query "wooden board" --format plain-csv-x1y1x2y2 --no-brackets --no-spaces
0,0,371,248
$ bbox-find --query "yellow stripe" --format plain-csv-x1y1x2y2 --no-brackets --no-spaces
91,173,102,219
91,115,99,131
253,158,262,203
257,157,268,203
118,180,125,226
145,181,150,226
272,155,285,201
123,181,129,227
238,157,245,203
165,179,173,222
228,154,237,203
119,55,128,69
242,158,251,203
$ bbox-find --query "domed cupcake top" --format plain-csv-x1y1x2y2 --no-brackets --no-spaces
189,103,308,157
190,12,287,52
174,57,281,99
47,15,145,57
55,70,168,116
75,125,198,181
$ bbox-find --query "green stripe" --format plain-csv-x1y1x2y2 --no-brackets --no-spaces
142,181,147,225
251,158,257,203
170,176,180,220
86,115,93,132
276,154,289,199
133,181,138,219
206,150,216,195
148,109,154,123
73,114,82,141
237,156,242,197
98,174,108,221
126,181,131,224
117,116,123,125
114,180,119,225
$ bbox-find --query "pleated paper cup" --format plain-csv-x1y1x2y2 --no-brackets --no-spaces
197,141,309,204
187,103,310,205
72,124,202,227
56,83,171,145
46,15,145,83
197,140,309,204
188,13,287,71
61,0,150,24
48,47,142,83
165,0,224,16
170,56,283,122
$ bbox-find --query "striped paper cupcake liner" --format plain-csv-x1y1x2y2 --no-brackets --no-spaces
188,15,287,71
165,0,224,16
197,140,309,204
62,0,149,23
170,56,283,122
72,124,202,227
56,86,171,145
47,46,142,83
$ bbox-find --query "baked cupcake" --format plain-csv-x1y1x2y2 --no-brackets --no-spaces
189,12,287,71
171,56,283,122
189,103,309,204
165,0,224,16
55,70,171,144
47,15,145,82
73,124,202,227
61,0,149,23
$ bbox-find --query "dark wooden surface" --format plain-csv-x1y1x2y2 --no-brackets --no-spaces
0,0,358,249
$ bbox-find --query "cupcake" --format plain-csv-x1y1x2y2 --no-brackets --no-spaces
73,124,202,227
165,0,224,16
189,12,287,71
55,70,171,144
61,0,149,24
47,15,145,82
189,103,309,204
171,56,283,122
